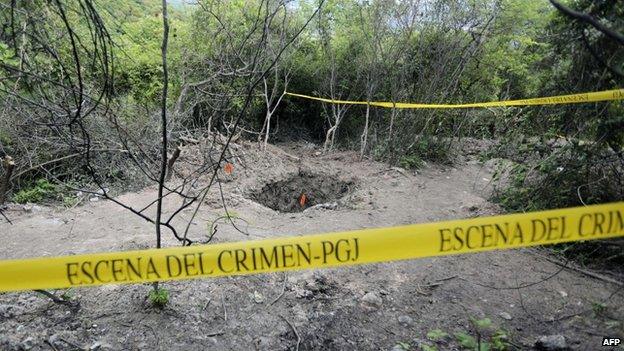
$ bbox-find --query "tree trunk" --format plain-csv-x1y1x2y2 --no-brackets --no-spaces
0,156,15,205
165,146,181,181
388,104,396,141
156,0,170,250
324,124,336,153
263,111,272,150
360,103,370,159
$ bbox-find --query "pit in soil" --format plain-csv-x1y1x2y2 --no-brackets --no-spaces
252,171,353,212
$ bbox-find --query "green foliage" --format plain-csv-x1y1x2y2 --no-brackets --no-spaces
473,317,493,330
148,287,169,308
393,341,410,350
60,288,74,301
0,42,19,90
399,154,424,170
426,329,449,341
454,332,478,349
13,179,57,204
491,330,510,351
493,143,622,212
0,128,12,146
374,136,453,169
427,318,509,351
62,195,80,208
592,302,607,317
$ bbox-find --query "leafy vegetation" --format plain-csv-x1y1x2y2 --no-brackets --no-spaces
148,287,170,309
426,317,511,351
1,0,620,196
13,179,57,204
0,0,621,282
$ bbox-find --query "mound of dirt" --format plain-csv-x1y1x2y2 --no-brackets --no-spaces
251,171,353,212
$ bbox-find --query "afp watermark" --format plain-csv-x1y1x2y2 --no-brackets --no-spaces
603,337,621,347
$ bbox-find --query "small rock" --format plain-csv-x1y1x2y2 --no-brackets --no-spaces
96,188,109,195
0,304,14,318
411,339,427,348
535,335,568,350
292,286,313,299
0,335,20,351
361,292,382,309
22,204,42,212
89,341,114,350
252,291,264,304
304,202,338,212
255,336,272,349
20,337,35,350
48,334,62,348
499,312,512,320
398,315,413,326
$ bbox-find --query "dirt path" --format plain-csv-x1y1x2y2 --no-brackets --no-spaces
0,142,622,350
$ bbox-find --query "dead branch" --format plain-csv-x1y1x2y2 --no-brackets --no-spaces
221,292,227,322
11,149,129,181
165,146,181,181
533,251,623,287
269,272,288,306
279,314,301,351
34,289,80,310
549,0,624,46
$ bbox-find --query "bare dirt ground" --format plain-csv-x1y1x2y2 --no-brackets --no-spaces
0,141,622,350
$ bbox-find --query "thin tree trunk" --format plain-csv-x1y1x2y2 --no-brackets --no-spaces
360,103,370,159
165,146,181,181
156,0,170,250
323,124,336,153
263,112,272,150
0,156,15,205
388,103,396,141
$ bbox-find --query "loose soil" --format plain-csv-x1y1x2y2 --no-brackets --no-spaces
251,171,354,212
0,140,622,350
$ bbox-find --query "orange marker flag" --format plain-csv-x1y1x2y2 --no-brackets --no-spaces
299,193,307,207
224,162,234,175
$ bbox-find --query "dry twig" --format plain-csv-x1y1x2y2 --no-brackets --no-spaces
279,315,301,351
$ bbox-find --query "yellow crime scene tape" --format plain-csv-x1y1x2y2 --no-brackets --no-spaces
0,202,622,292
285,88,624,108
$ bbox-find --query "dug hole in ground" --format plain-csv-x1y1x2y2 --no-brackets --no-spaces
0,140,622,351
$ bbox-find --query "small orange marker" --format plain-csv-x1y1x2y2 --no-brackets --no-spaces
224,162,234,175
299,193,307,207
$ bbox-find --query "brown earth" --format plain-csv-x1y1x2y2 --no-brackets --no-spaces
0,141,622,350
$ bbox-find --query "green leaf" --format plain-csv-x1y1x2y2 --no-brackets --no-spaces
427,329,449,341
474,317,493,330
454,332,477,349
421,344,438,351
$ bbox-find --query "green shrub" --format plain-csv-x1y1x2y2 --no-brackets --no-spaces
373,136,453,169
62,195,80,208
399,154,424,169
13,179,57,204
148,287,169,308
